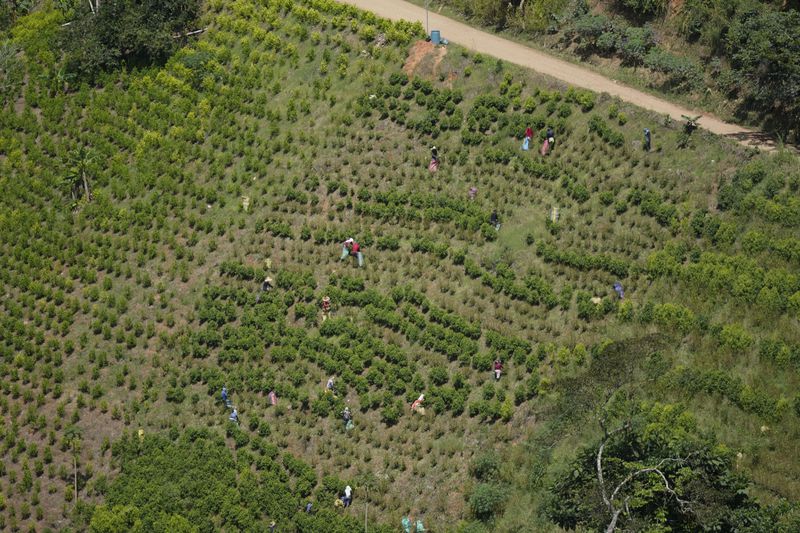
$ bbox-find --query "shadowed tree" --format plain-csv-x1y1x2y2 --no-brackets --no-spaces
63,146,95,205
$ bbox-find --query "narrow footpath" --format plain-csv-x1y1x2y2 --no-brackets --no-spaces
340,0,777,151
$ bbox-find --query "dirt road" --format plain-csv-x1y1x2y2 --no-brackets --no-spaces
340,0,775,151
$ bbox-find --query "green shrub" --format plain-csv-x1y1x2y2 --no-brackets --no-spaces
469,483,507,520
61,0,202,81
429,366,448,386
470,451,500,481
616,0,667,17
588,115,624,147
380,400,402,426
717,324,754,352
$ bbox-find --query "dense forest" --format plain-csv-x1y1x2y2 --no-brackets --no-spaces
1,0,799,531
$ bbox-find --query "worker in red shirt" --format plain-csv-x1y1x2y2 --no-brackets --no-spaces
493,359,503,381
340,238,364,267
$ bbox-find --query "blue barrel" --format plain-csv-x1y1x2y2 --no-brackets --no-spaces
430,30,441,45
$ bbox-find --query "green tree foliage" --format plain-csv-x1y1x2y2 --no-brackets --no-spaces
431,0,571,32
60,0,201,81
0,0,34,31
616,0,667,18
469,483,507,520
547,403,766,532
470,451,501,482
0,40,25,100
726,9,800,137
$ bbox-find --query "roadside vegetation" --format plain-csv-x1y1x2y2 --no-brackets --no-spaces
417,0,800,143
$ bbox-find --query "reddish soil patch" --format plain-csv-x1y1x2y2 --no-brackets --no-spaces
403,40,434,75
403,40,447,78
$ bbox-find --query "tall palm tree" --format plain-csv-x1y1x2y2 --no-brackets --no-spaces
63,146,95,203
64,425,82,508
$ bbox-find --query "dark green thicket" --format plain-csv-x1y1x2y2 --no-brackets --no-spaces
60,0,202,81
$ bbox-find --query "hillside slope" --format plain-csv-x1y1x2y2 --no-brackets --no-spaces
1,0,799,531
339,0,775,151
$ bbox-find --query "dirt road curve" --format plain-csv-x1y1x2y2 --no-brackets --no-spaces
340,0,776,151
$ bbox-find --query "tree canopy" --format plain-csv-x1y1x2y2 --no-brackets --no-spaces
60,0,201,81
726,9,800,136
546,402,792,532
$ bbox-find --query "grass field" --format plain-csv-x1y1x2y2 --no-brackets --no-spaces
1,0,799,531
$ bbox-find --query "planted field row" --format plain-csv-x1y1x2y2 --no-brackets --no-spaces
646,248,800,317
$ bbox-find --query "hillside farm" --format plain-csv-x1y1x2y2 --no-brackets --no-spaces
1,0,799,531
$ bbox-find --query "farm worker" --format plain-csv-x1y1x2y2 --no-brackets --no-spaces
269,521,276,533
524,126,533,140
468,186,478,200
343,485,352,507
546,127,555,144
343,406,354,431
490,210,500,231
643,128,651,151
402,516,412,533
327,376,336,394
429,146,439,173
268,390,277,405
305,502,313,513
411,394,424,411
229,408,239,424
256,277,274,303
493,359,503,381
522,136,530,150
340,239,364,267
221,386,228,404
540,137,550,156
340,238,355,260
415,518,426,532
321,296,332,321
613,282,624,299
